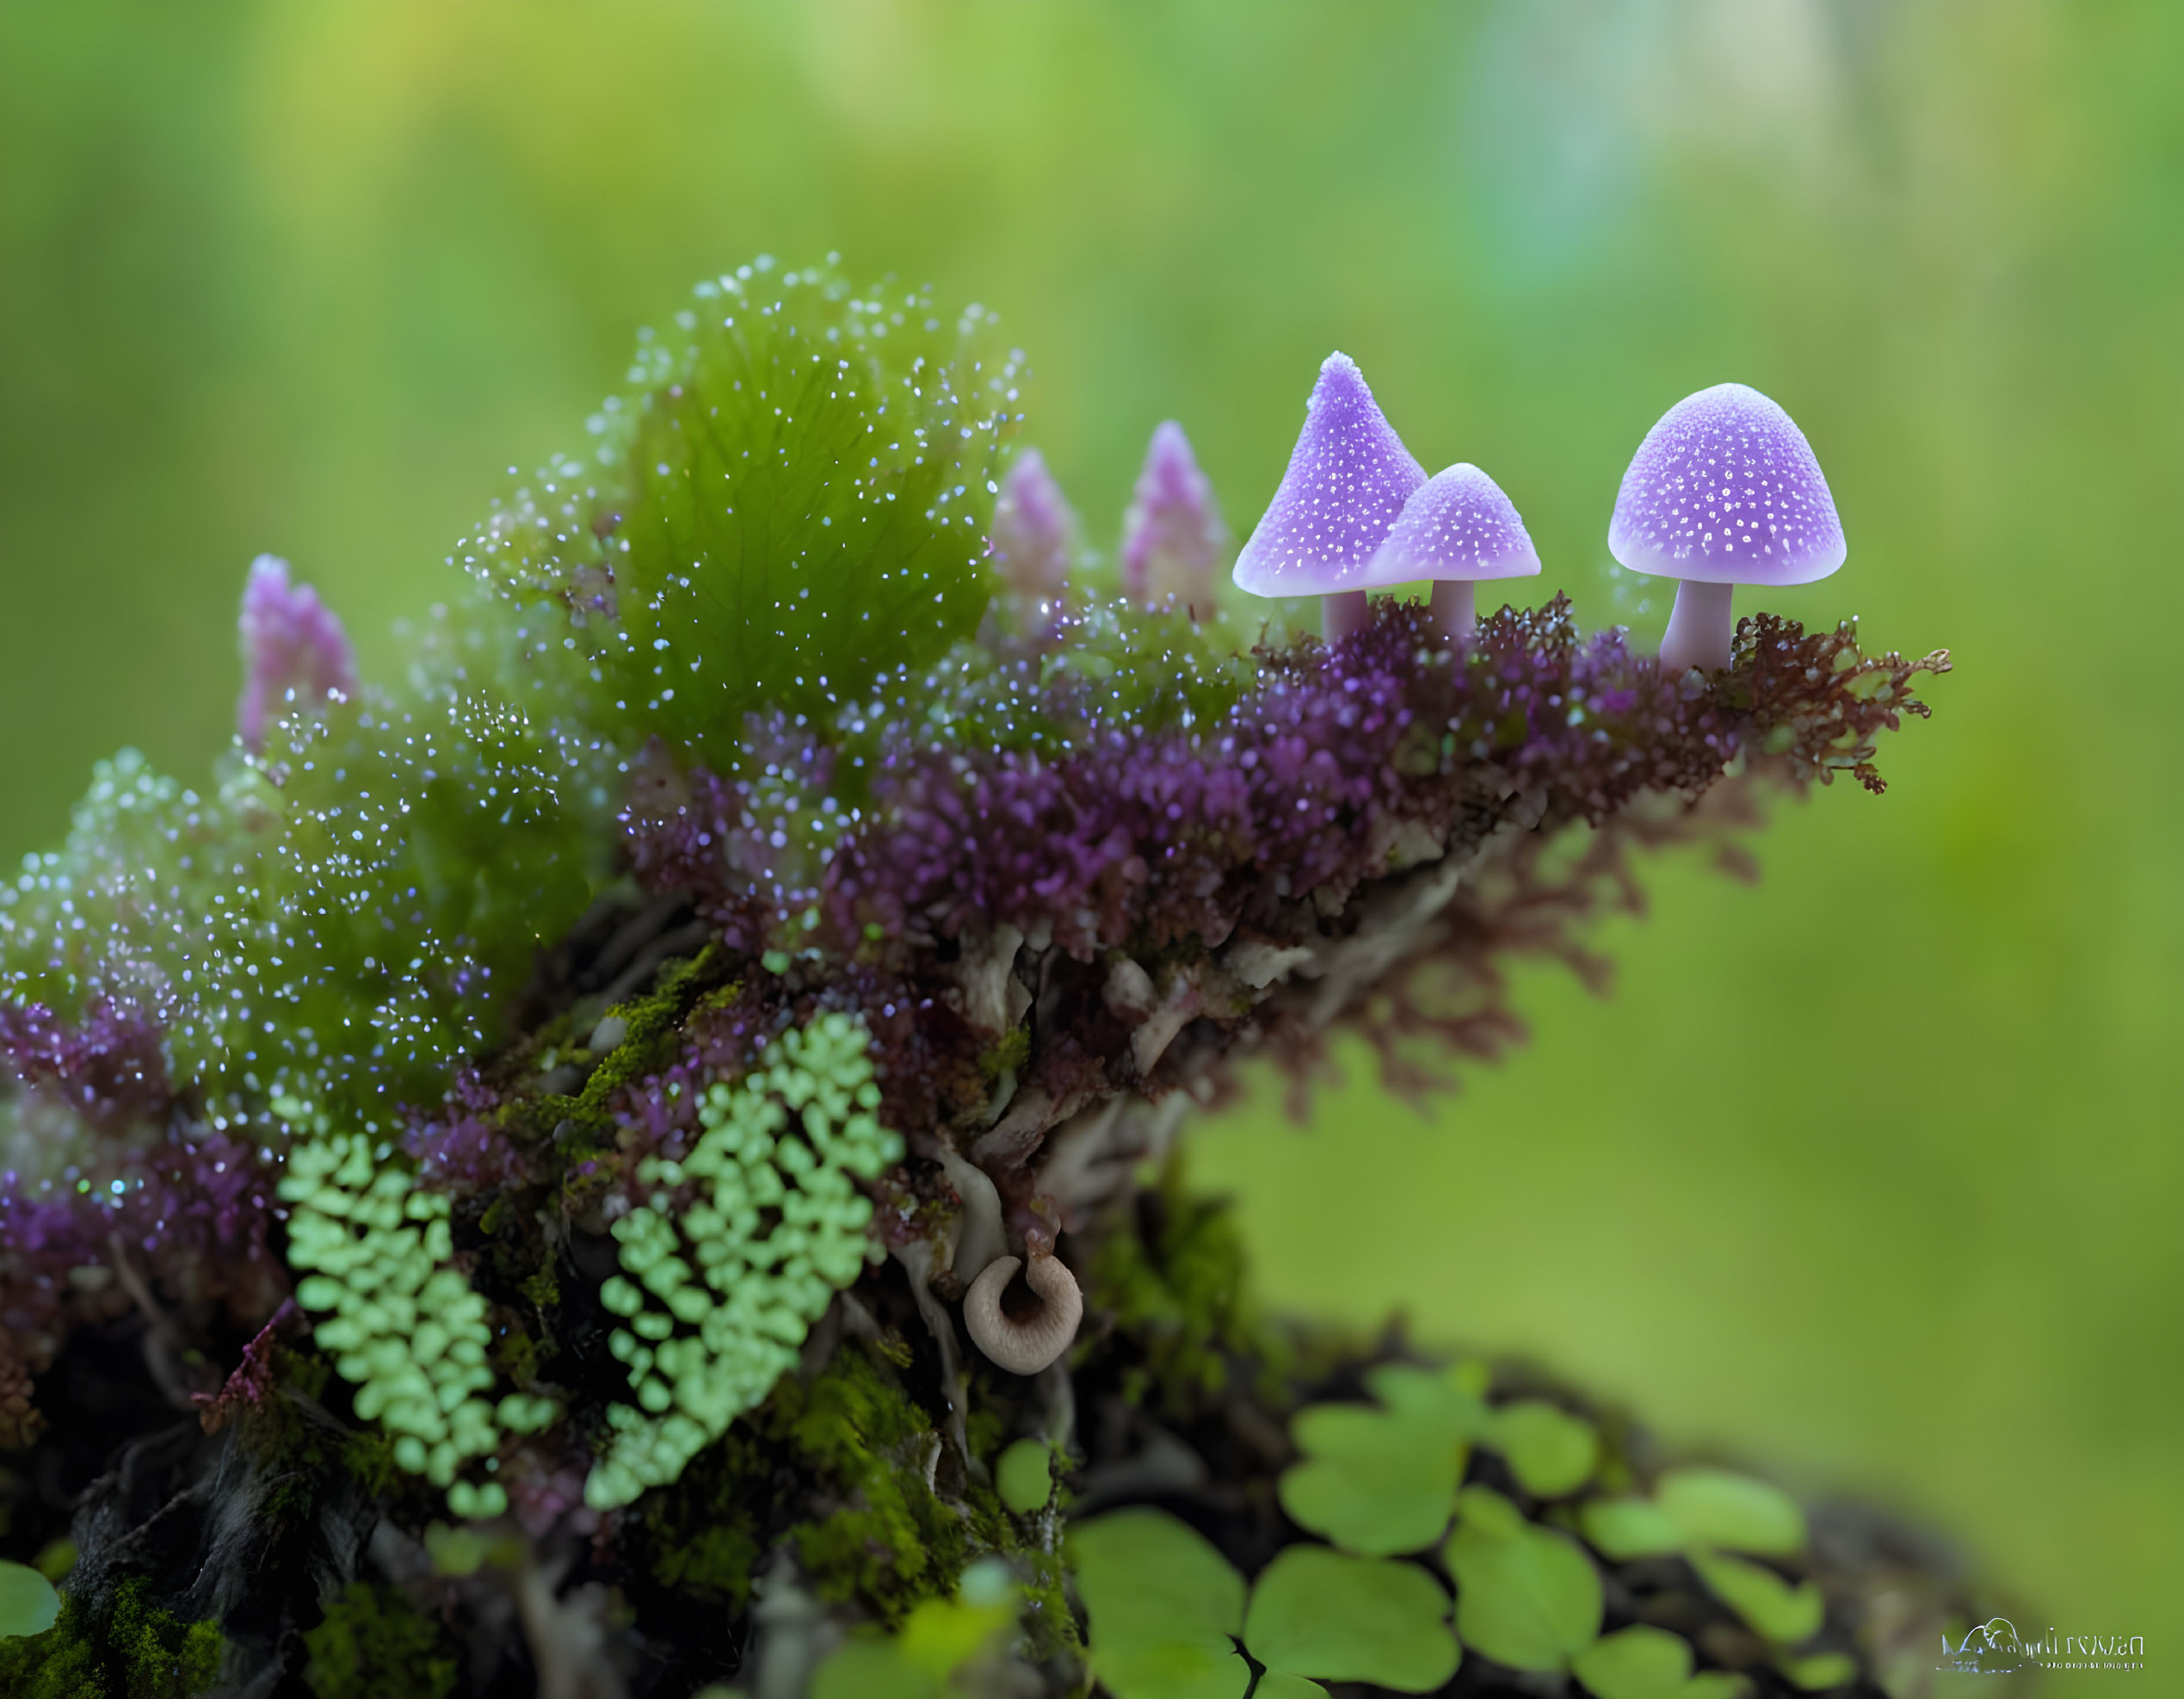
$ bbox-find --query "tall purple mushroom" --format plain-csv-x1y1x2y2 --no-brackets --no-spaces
1362,462,1541,645
1232,353,1425,642
1608,383,1846,674
1121,420,1230,617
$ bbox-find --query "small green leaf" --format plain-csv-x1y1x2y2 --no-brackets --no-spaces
1068,1509,1249,1699
1243,1547,1459,1694
1493,1401,1599,1498
1579,1497,1687,1560
0,1560,61,1640
1777,1650,1857,1690
1689,1553,1824,1646
1655,1469,1806,1556
1684,1676,1755,1698
1444,1486,1603,1673
1251,1675,1329,1699
997,1437,1053,1515
1571,1624,1693,1698
1279,1401,1464,1556
1365,1362,1493,1435
811,1640,941,1699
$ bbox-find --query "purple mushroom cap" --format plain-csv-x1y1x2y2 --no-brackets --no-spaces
1121,420,1230,606
989,448,1076,598
1607,383,1846,587
237,554,357,749
1231,352,1425,598
1361,462,1542,588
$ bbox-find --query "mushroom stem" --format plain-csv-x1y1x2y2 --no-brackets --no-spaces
1428,579,1476,645
1323,590,1371,643
963,1251,1083,1376
1659,578,1735,674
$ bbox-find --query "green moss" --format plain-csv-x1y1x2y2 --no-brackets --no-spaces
302,1582,457,1699
978,1026,1030,1086
0,1581,223,1699
1083,1159,1271,1419
642,1428,772,1608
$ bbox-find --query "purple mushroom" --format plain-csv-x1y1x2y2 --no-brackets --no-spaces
1232,352,1425,642
1120,420,1231,617
989,448,1077,603
237,554,356,749
1608,383,1846,674
1362,462,1541,645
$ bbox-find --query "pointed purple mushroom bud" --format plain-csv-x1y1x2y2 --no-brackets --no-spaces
1121,420,1231,616
988,448,1077,602
1608,383,1846,674
1362,462,1541,645
237,554,356,750
1232,353,1425,642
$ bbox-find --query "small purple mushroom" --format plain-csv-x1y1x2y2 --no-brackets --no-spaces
1232,352,1425,642
988,448,1077,603
237,554,356,750
1362,462,1541,645
1121,421,1230,617
1608,383,1846,674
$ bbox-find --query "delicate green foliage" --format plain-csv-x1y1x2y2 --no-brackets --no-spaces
1653,1467,1807,1556
1492,1399,1600,1498
1276,1363,1486,1555
301,1582,458,1699
997,1438,1055,1516
810,1558,1017,1699
1689,1553,1823,1646
1241,1546,1459,1694
1066,1509,1249,1699
280,1132,553,1514
0,1582,222,1699
1442,1485,1602,1673
1577,1467,1824,1659
0,1560,59,1640
588,1012,902,1509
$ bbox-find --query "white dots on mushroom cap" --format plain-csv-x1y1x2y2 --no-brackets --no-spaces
1607,383,1846,587
1231,353,1427,597
1361,462,1542,588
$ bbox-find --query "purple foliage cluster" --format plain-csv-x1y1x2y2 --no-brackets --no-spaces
0,997,281,1386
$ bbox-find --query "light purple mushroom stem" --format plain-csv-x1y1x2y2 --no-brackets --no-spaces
1231,352,1424,644
1363,462,1542,646
1607,383,1846,674
989,448,1076,602
1121,421,1230,616
237,554,357,749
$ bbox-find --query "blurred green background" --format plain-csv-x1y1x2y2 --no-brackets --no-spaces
0,1,2175,1685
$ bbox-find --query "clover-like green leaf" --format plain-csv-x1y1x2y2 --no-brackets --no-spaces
1655,1468,1806,1557
1572,1624,1695,1698
1069,1509,1249,1699
1250,1675,1330,1699
1777,1650,1857,1690
811,1640,940,1699
1493,1400,1600,1498
1243,1546,1459,1694
0,1560,60,1640
997,1437,1053,1516
1279,1365,1488,1556
1444,1486,1603,1672
1689,1553,1823,1647
1580,1496,1687,1561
